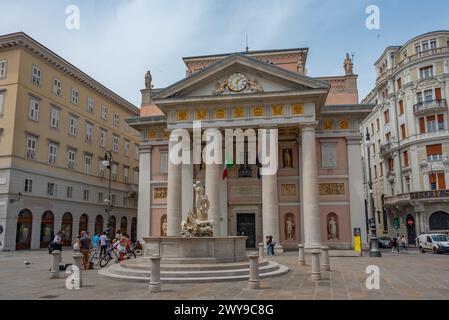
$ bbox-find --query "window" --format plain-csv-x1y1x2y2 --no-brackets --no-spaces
32,65,41,85
113,113,120,126
400,124,406,139
50,107,60,128
371,123,374,135
376,119,380,131
0,91,4,116
124,140,130,157
98,192,104,203
384,110,390,124
405,176,411,192
424,89,433,102
426,144,443,161
69,115,78,136
83,189,90,201
397,78,402,90
123,196,128,207
71,88,79,105
385,132,391,143
133,170,139,185
374,165,377,179
111,194,117,206
429,172,446,190
134,144,139,160
160,151,168,173
47,183,56,196
438,114,444,130
403,150,409,167
0,60,6,78
417,92,423,104
87,97,94,113
24,179,33,193
398,100,404,115
111,164,117,181
101,105,108,120
67,149,76,169
420,66,433,79
379,162,384,177
430,39,437,50
66,186,73,199
99,160,105,177
419,117,426,133
84,154,92,174
28,97,40,121
26,135,37,159
53,78,62,96
427,115,437,132
415,43,421,53
86,122,93,143
48,142,57,164
100,129,107,147
112,134,119,152
123,167,129,183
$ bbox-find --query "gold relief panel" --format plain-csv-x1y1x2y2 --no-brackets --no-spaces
252,106,265,117
148,130,157,140
162,129,169,139
196,110,208,120
281,184,297,196
323,119,333,130
233,107,246,118
271,105,284,116
215,108,226,119
319,183,345,195
339,120,349,129
177,110,189,121
154,187,168,199
292,103,304,115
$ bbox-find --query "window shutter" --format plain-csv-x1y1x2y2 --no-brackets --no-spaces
403,151,409,167
426,144,442,156
437,173,446,189
401,124,406,139
435,87,442,101
438,114,444,123
399,100,404,114
419,117,426,133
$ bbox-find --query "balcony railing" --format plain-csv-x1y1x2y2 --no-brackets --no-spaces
380,142,394,154
413,99,447,114
395,46,449,70
385,189,449,206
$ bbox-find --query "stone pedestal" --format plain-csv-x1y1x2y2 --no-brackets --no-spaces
149,255,162,293
311,249,321,281
50,250,61,279
248,253,260,289
72,253,84,287
298,244,305,266
259,243,264,258
321,246,330,271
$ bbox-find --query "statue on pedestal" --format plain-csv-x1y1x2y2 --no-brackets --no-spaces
343,53,353,75
181,181,214,237
145,70,152,89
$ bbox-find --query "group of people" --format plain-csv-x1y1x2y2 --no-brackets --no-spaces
265,235,276,256
390,234,408,252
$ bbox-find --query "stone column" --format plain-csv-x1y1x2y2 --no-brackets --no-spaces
167,139,182,237
311,249,321,281
347,137,368,245
50,250,61,279
262,174,281,251
72,253,83,287
149,254,162,293
321,246,330,271
182,164,194,222
248,253,260,289
259,243,265,258
206,163,220,235
298,244,305,266
301,124,322,249
137,146,152,241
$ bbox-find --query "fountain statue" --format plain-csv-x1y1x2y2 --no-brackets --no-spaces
181,181,214,237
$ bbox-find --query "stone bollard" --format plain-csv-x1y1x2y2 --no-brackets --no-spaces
50,250,61,279
321,246,331,271
248,253,260,289
149,254,161,293
311,249,321,281
259,243,265,258
298,244,306,266
72,253,84,287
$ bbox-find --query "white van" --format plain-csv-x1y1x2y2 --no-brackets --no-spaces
417,233,449,254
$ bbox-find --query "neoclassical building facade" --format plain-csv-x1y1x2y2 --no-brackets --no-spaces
129,48,371,250
362,30,449,243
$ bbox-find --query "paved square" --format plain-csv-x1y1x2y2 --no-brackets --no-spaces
1,249,449,300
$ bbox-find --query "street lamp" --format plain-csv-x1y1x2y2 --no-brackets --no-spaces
364,128,382,257
103,150,113,240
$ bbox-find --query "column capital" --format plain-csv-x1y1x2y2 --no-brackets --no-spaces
139,145,153,154
300,122,318,132
346,135,363,145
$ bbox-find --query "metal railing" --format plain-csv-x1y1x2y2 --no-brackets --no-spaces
413,99,447,114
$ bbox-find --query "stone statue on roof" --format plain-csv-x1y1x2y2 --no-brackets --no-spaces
145,70,152,89
344,53,353,75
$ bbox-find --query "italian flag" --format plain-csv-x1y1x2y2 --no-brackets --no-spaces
222,154,234,180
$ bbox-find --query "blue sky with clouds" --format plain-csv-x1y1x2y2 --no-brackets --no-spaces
1,0,448,106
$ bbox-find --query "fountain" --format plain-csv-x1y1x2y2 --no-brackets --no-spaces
99,182,288,283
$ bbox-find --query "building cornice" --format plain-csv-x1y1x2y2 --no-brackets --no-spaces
0,32,139,116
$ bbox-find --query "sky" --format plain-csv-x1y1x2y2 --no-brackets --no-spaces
1,0,448,107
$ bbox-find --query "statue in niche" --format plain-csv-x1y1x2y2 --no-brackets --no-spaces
343,53,353,75
161,216,167,236
282,148,293,168
145,70,152,89
181,181,214,237
327,214,339,240
285,215,295,240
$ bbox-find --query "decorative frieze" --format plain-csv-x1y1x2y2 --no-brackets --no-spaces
196,110,208,120
339,120,349,129
177,110,189,121
154,187,168,199
292,103,304,115
272,105,283,116
233,107,245,118
252,106,265,117
319,183,345,195
281,184,296,196
215,108,226,119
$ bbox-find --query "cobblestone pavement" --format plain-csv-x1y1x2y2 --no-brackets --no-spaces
1,249,449,300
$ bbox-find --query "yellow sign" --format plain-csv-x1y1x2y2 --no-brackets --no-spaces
354,227,361,255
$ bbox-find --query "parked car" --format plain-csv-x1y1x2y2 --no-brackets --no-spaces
378,236,392,248
417,233,449,254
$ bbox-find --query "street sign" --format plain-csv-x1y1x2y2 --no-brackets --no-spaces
354,228,362,255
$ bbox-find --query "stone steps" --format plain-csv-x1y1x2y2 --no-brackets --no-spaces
98,259,289,283
121,259,271,271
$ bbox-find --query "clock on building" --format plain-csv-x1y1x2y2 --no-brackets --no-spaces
227,73,247,92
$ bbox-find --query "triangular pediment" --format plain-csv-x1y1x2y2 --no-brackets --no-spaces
153,53,329,100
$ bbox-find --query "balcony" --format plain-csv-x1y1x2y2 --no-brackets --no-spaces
395,46,449,70
380,142,394,155
385,189,449,206
413,99,447,115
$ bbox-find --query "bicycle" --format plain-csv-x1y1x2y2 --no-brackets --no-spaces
99,244,136,268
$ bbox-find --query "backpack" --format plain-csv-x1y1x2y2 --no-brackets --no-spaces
48,242,55,254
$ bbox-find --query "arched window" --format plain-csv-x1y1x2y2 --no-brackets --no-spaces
61,212,73,246
109,216,116,236
120,216,128,234
131,217,137,243
40,211,54,248
327,213,339,240
79,214,88,235
95,215,104,234
16,209,33,250
429,211,449,230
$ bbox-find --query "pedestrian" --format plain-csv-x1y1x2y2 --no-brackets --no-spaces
269,236,276,256
119,233,129,261
73,235,81,253
400,235,408,251
99,232,108,257
265,236,272,256
390,237,397,252
79,231,92,270
48,230,63,271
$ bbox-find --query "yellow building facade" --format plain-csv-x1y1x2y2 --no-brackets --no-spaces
0,33,140,250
